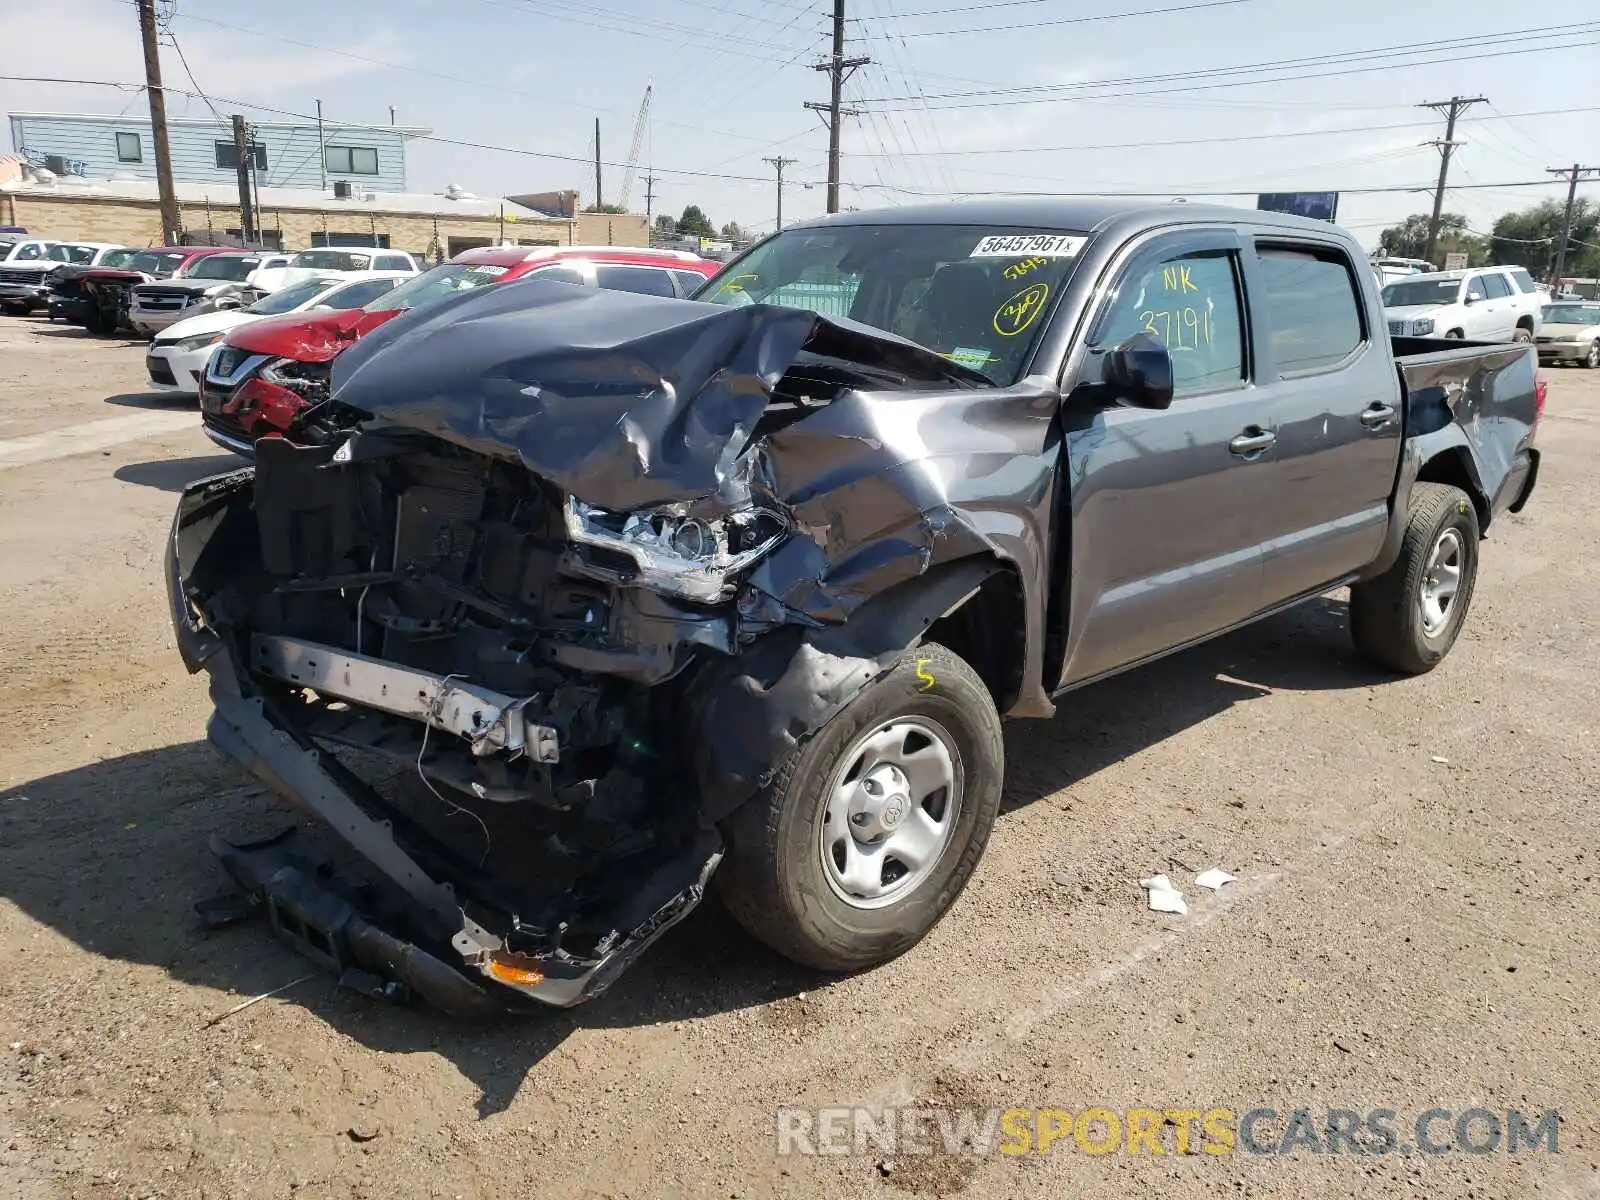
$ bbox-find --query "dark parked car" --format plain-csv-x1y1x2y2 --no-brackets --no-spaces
167,199,1540,1013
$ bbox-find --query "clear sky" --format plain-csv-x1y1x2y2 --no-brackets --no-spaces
3,0,1595,250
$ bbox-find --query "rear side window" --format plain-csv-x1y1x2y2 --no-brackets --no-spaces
528,265,587,286
376,255,411,271
1481,272,1512,299
673,269,709,296
321,278,401,309
1254,245,1364,374
1509,267,1540,294
595,265,676,297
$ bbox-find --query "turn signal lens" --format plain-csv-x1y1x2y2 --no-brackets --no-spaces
484,954,545,988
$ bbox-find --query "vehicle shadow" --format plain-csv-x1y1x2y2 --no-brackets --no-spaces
30,326,135,343
115,455,243,492
0,594,1393,1117
104,391,193,410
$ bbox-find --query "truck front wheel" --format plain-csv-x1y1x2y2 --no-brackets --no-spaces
716,642,1004,972
1349,482,1480,675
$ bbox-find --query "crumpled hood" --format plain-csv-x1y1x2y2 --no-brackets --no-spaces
221,306,401,360
329,277,987,512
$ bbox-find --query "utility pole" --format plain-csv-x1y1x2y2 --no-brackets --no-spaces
136,0,181,243
1419,95,1487,266
315,99,326,190
230,114,256,244
763,156,798,230
804,0,869,214
643,173,658,225
594,117,603,212
1545,163,1599,286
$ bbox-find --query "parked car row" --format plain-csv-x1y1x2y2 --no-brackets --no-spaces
195,244,721,456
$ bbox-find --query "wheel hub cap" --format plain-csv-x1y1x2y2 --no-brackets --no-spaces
1420,527,1463,637
819,718,963,910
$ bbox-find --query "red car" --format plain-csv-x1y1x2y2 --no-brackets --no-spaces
75,246,239,335
200,245,723,456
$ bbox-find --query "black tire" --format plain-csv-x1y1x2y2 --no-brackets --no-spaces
1586,339,1600,369
1349,482,1480,675
1,302,27,317
716,642,1004,972
83,304,113,336
1444,329,1464,339
1512,325,1534,344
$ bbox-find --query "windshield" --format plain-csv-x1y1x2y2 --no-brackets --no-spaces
0,243,15,260
48,245,82,263
290,250,373,271
245,277,337,315
186,256,261,281
100,249,137,270
364,261,513,314
1543,303,1600,324
130,251,186,276
1382,278,1462,307
694,224,1090,384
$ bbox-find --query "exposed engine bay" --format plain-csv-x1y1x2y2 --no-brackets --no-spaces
169,279,1058,1009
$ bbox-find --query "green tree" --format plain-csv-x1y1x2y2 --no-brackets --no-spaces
719,221,746,243
678,205,715,237
653,213,678,235
1375,213,1488,266
583,203,628,214
1488,199,1600,279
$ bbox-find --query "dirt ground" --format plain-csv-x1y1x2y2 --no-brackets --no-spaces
1,314,1596,1200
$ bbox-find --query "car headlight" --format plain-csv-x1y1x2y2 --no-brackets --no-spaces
1411,317,1435,336
170,331,224,353
564,497,788,603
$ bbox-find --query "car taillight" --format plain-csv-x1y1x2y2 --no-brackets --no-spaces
1533,373,1547,440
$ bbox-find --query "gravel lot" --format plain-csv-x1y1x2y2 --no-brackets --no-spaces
1,314,1595,1200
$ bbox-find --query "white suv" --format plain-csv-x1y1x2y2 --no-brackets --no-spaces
1382,265,1544,342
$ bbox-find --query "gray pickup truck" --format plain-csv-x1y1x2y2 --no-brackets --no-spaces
167,199,1541,1012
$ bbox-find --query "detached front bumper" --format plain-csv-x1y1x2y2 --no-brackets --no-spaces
165,477,723,1011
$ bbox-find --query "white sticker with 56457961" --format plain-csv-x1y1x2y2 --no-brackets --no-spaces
970,233,1086,259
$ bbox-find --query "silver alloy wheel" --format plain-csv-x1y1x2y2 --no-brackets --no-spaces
1419,528,1464,637
818,718,964,910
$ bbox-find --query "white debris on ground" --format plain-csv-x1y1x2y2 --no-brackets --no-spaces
1139,873,1188,914
1194,868,1237,891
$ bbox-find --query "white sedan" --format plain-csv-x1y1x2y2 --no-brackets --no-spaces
1536,300,1600,369
144,272,410,394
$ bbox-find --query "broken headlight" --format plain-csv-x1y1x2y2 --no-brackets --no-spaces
564,497,788,603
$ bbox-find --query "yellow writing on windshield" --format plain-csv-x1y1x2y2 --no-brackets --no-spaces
1139,306,1213,349
1162,264,1199,294
1003,256,1051,281
994,283,1050,338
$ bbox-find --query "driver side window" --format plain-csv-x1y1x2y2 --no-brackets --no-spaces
1096,250,1245,398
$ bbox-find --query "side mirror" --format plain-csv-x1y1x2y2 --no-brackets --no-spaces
1464,292,1482,305
1103,332,1175,410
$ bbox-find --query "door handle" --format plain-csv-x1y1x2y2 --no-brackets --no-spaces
1228,427,1276,456
1360,403,1397,429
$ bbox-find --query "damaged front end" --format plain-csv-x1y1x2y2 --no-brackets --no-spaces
169,279,1058,1010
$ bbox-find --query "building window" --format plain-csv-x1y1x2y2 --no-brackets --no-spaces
325,146,379,175
115,131,142,163
311,231,391,249
225,228,285,250
214,141,268,171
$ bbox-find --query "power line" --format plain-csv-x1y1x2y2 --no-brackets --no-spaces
852,25,1600,108
870,0,1251,35
1547,164,1600,282
841,105,1600,159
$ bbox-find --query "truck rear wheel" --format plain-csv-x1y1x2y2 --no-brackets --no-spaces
716,642,1004,972
1349,482,1480,675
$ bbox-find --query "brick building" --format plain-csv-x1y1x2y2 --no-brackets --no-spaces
0,176,649,259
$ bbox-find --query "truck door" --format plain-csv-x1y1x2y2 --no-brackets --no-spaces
1462,272,1501,340
1055,230,1267,685
1243,238,1405,603
1478,270,1516,339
